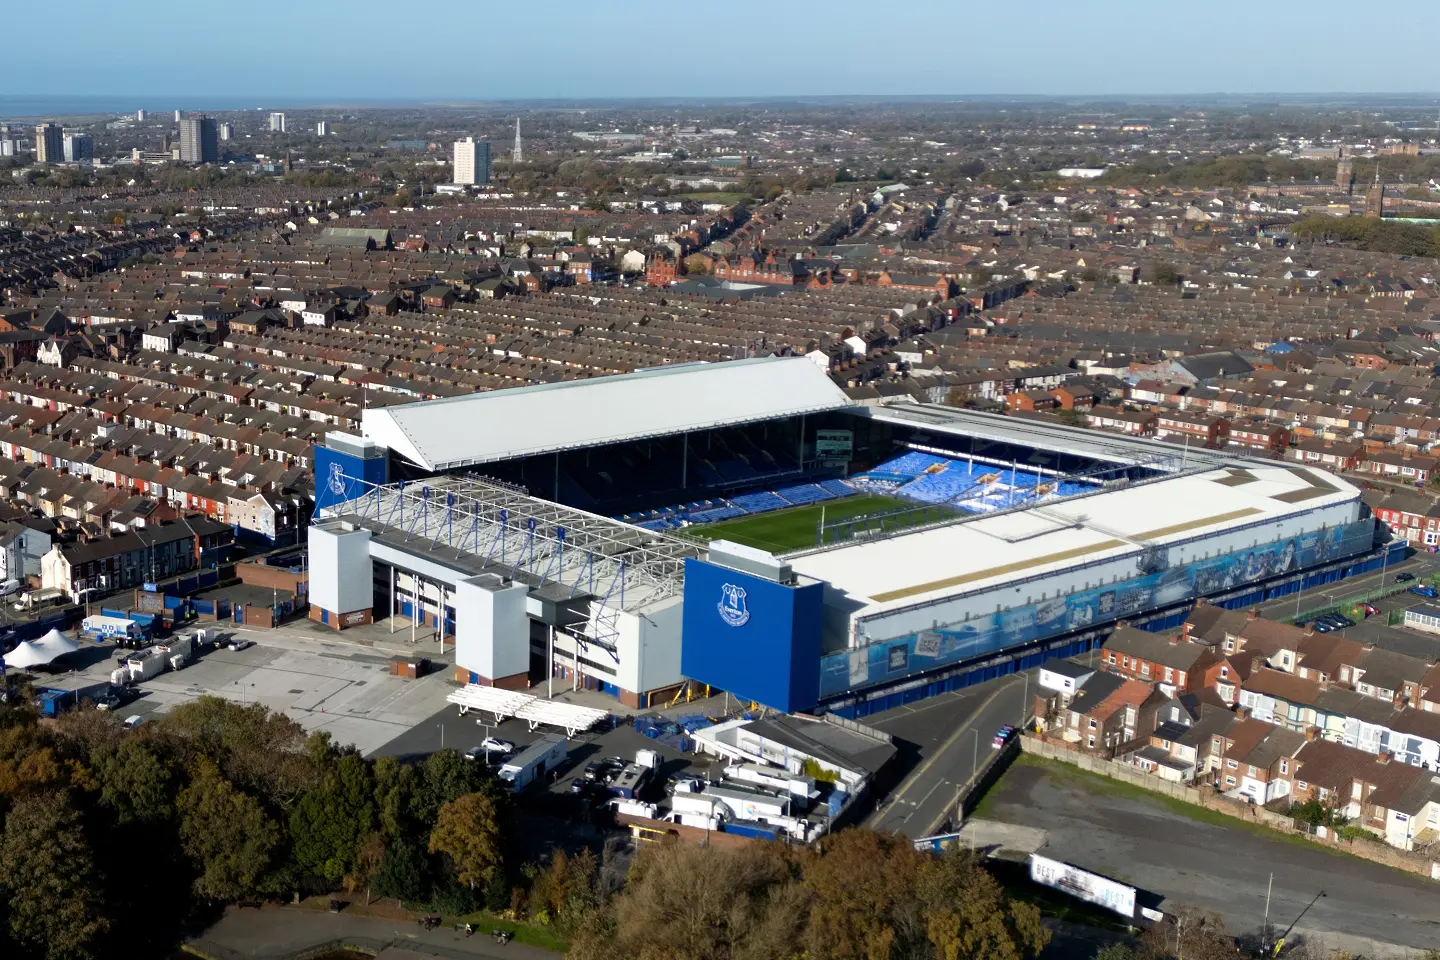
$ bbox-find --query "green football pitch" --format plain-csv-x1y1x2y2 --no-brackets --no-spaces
687,493,950,553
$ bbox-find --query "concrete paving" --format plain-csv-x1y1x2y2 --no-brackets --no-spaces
984,759,1440,952
55,623,459,755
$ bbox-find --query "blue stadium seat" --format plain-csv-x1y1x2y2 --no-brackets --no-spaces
775,483,834,506
818,478,855,497
730,490,788,514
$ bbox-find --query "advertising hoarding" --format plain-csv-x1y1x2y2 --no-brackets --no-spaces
819,518,1373,698
1029,853,1136,919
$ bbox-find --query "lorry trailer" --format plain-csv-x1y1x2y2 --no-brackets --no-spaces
497,734,568,791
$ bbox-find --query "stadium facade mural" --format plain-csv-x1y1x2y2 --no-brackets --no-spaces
818,519,1374,698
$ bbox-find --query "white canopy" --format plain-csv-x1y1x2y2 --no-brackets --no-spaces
3,641,50,669
35,629,79,658
3,630,80,669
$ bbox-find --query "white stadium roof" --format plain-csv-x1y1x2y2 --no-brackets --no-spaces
787,463,1361,620
362,356,852,472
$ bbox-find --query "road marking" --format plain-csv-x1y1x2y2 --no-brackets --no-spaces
866,675,1019,828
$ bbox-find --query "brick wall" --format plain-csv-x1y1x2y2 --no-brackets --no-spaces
236,560,307,593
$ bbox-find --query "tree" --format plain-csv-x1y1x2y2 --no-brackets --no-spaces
575,840,804,960
1093,946,1135,960
1138,906,1233,960
914,848,1049,960
429,792,503,891
0,791,110,960
373,835,429,904
91,739,175,824
176,762,280,901
1148,262,1180,285
160,697,317,809
289,751,376,886
527,848,600,930
801,829,923,959
346,832,387,905
410,748,501,826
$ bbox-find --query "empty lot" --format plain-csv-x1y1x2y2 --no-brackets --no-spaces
979,755,1440,951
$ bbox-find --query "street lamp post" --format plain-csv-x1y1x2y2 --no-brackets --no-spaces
1019,671,1030,728
950,727,982,828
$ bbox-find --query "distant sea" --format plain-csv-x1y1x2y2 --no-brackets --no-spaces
0,95,345,120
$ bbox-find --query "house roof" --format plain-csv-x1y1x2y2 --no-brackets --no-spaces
1106,624,1211,671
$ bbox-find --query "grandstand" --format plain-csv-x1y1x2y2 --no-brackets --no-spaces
310,356,1386,719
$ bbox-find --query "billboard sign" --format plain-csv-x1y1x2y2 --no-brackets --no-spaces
1029,853,1135,919
815,429,854,459
819,518,1373,698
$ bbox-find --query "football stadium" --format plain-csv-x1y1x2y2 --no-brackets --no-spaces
308,356,1391,718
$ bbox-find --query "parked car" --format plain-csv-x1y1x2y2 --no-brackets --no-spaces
228,638,254,651
568,776,592,794
122,714,145,730
480,736,515,755
1410,585,1438,598
1360,603,1380,616
1313,621,1334,633
992,725,1016,748
0,580,21,597
1395,573,1416,582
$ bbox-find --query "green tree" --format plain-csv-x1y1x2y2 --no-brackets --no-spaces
161,697,317,809
410,748,500,825
428,792,503,891
177,762,280,901
91,739,175,824
290,751,376,886
373,835,430,904
0,791,110,960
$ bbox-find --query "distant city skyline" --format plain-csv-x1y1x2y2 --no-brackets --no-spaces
7,0,1440,102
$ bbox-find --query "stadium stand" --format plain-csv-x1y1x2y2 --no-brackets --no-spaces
852,452,1094,513
774,483,834,506
730,490,790,513
849,451,947,488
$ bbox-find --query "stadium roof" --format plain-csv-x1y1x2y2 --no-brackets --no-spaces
362,356,851,471
859,403,1238,470
786,463,1362,625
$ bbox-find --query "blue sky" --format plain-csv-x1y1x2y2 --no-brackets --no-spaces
10,0,1439,100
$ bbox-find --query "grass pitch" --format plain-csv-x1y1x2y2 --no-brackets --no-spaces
689,493,944,553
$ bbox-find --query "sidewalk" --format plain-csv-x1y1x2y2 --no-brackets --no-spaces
189,904,558,960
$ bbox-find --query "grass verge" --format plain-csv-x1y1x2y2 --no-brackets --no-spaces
453,911,571,952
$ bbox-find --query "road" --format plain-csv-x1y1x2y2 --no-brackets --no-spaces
865,672,1032,837
1253,547,1440,622
985,760,1440,952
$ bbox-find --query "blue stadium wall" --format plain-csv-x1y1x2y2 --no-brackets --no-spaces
821,527,1398,720
313,443,390,514
680,559,824,713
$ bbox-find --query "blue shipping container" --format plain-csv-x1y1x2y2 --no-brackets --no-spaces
721,822,779,841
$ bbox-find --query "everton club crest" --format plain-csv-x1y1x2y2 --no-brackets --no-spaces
718,583,751,627
328,462,347,497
